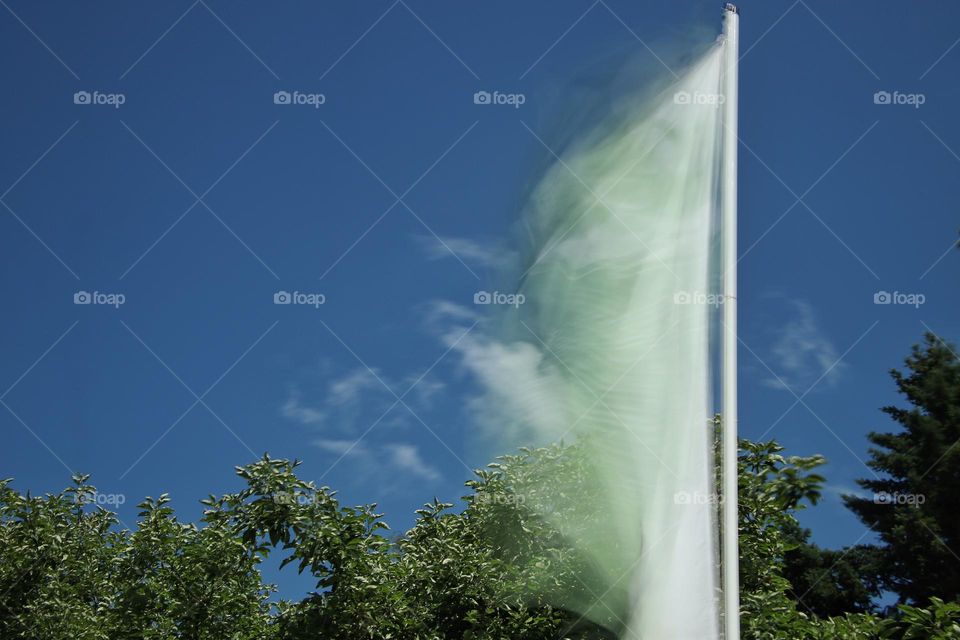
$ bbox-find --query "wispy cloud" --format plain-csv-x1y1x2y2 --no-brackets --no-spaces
762,299,846,393
281,366,429,430
425,299,482,330
822,482,869,502
384,443,442,481
313,438,366,456
414,234,515,270
425,300,567,447
313,438,441,482
281,390,326,426
403,374,445,409
282,361,447,486
328,367,383,406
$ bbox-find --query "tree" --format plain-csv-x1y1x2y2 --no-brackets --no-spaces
1,434,957,638
781,523,883,618
732,437,827,638
0,475,274,640
844,332,960,604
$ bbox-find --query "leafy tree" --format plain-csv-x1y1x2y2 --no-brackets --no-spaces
0,475,274,640
1,431,957,638
844,332,960,604
892,598,960,639
732,437,826,638
230,447,613,639
781,522,882,617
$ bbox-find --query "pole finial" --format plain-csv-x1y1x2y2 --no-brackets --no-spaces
724,3,739,14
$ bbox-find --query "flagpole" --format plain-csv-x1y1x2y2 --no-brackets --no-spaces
721,4,740,640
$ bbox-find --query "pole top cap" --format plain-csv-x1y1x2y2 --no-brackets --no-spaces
724,3,739,14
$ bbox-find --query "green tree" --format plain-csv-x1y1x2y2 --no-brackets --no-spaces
215,449,611,639
732,437,826,638
781,522,882,617
0,475,274,640
2,434,957,638
844,332,960,604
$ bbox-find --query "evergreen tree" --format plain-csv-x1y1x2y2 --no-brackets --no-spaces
844,332,960,604
781,521,882,617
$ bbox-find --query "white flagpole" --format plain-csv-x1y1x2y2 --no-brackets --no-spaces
721,4,740,640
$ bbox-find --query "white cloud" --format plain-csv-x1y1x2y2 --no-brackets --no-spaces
455,333,567,445
281,358,449,487
313,438,366,456
425,300,567,447
329,367,384,405
311,439,442,483
762,299,846,393
281,390,326,426
403,374,445,409
384,443,442,481
424,299,482,332
822,483,868,501
414,234,515,270
280,367,394,429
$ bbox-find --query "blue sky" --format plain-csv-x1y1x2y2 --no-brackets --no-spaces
1,0,958,599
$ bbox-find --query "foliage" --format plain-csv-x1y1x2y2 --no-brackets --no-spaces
844,332,960,604
0,441,880,640
0,475,274,640
2,330,959,640
781,522,882,617
892,598,960,639
732,436,826,639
